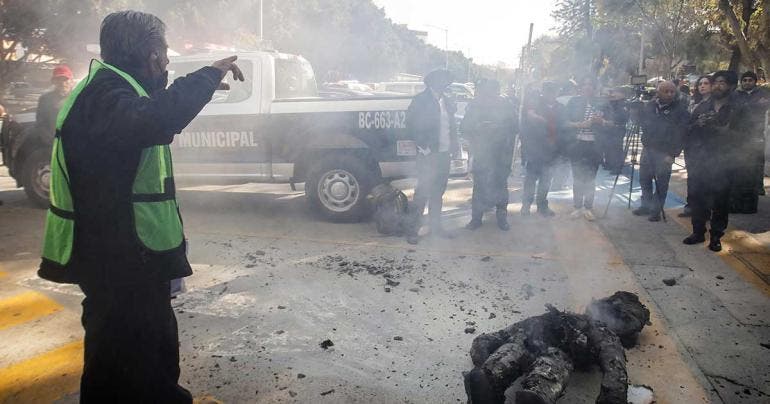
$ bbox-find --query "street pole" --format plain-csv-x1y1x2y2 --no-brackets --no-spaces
426,25,449,70
638,26,644,75
258,0,263,40
444,29,449,70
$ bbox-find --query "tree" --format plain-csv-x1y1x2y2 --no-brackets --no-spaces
717,0,770,73
1,0,97,94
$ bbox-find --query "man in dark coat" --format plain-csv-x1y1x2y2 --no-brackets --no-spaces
462,79,518,230
735,71,769,200
404,69,459,244
37,11,243,402
597,87,629,175
520,81,563,217
683,70,749,252
633,81,689,221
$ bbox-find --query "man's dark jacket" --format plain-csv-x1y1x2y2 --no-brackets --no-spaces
521,96,564,164
406,88,458,153
639,98,690,157
35,90,66,143
735,86,770,138
39,65,222,285
461,95,517,168
686,94,750,174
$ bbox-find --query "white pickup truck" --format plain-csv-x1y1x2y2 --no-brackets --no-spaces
1,50,469,221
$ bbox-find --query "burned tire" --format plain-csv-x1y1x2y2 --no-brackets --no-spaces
306,154,379,222
22,149,51,208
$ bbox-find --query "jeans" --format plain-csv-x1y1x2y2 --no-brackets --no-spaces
522,160,553,208
571,141,601,209
408,152,451,234
639,148,673,213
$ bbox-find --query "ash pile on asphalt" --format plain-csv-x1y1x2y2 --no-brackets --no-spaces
464,291,651,404
314,254,424,280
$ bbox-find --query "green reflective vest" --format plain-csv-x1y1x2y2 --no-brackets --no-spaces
41,60,184,269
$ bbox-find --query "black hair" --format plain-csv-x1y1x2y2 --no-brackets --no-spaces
100,11,167,68
741,71,758,81
424,69,453,90
712,70,738,86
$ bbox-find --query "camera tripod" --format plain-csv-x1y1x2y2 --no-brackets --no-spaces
601,119,667,222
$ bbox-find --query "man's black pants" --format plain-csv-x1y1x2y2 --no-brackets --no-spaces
79,279,192,403
639,149,673,213
598,132,624,173
570,140,601,209
408,152,450,234
689,165,730,238
522,160,553,209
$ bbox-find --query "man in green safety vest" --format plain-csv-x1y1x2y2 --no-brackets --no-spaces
38,11,243,402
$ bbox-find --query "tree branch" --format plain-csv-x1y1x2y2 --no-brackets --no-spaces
717,0,758,67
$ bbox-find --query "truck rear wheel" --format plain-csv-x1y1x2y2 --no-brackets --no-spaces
306,155,379,222
22,149,51,208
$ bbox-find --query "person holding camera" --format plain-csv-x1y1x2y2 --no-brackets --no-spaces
564,76,606,221
683,71,750,252
633,81,689,221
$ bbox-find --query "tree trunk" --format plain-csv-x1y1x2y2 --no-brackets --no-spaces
729,46,742,74
718,0,758,70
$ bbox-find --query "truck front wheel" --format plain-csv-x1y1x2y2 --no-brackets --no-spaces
306,155,379,222
22,149,51,208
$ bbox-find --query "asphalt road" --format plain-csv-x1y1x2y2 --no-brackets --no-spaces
0,166,768,403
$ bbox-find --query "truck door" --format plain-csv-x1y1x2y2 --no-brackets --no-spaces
169,58,272,181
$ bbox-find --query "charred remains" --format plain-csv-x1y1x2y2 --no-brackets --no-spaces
464,292,650,404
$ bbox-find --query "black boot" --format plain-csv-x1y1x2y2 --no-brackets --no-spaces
709,233,722,252
632,206,650,216
678,205,691,218
648,210,661,222
682,233,705,245
466,213,483,230
496,209,510,231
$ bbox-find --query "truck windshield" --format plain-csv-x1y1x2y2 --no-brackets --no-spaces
275,58,318,99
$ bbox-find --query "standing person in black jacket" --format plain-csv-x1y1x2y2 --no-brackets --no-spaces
520,81,563,217
38,11,243,402
404,69,458,245
462,79,518,230
735,71,770,199
597,87,630,175
564,77,606,221
683,71,749,252
633,81,689,221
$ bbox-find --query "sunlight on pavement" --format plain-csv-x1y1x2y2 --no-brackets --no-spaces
0,340,83,403
0,291,62,331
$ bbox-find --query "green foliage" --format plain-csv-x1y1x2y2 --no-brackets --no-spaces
541,0,768,85
0,0,96,93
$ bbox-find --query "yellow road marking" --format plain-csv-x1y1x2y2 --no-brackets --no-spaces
0,340,83,403
669,210,770,297
194,395,224,404
0,291,63,331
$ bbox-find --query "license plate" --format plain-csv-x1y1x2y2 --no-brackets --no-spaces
396,140,416,156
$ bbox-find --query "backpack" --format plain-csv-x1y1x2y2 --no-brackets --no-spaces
369,184,409,236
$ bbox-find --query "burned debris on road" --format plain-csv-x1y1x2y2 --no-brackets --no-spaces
464,292,651,404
